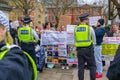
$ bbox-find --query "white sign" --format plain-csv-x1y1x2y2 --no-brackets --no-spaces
67,32,75,44
103,37,120,44
66,25,76,44
10,21,19,28
89,16,101,26
41,31,66,45
66,25,76,32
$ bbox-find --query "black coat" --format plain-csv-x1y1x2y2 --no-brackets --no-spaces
0,43,33,80
107,45,120,80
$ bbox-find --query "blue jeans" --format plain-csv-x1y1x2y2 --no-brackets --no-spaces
94,45,103,74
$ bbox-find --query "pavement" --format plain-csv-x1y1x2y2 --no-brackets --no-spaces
39,63,109,80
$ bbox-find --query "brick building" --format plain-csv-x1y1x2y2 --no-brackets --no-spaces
46,4,103,26
9,1,45,26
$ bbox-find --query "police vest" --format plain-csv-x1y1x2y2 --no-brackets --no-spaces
74,24,93,47
18,26,36,43
0,44,38,80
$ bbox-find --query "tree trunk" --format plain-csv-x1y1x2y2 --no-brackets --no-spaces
23,9,29,17
117,8,120,19
55,16,60,28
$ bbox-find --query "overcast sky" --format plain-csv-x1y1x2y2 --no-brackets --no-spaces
77,0,104,4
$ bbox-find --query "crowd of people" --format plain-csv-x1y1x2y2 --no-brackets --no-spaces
0,9,120,80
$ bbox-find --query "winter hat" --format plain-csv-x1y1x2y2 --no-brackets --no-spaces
98,19,104,25
0,10,9,30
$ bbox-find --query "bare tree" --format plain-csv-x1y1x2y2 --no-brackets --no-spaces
41,0,75,26
102,0,118,24
111,0,120,18
10,0,42,16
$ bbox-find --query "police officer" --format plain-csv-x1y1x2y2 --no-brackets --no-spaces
0,11,37,80
18,17,39,62
74,13,96,80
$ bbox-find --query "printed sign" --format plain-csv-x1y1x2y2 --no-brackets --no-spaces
41,31,67,63
66,25,76,45
67,45,78,64
66,25,76,32
10,21,19,28
41,30,78,64
89,16,101,26
102,37,120,56
41,31,66,45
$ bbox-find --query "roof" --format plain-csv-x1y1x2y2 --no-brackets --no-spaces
77,4,103,8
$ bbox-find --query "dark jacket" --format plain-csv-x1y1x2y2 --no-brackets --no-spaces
107,45,120,80
0,41,33,80
94,26,105,45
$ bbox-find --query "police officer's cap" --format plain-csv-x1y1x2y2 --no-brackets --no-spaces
79,13,89,20
21,17,32,24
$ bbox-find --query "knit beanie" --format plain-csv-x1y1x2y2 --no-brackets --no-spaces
98,19,104,25
0,10,9,30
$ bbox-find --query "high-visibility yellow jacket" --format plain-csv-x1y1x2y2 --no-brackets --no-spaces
18,26,36,43
74,24,93,47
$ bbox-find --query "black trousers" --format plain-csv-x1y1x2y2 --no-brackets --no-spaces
77,46,96,80
20,42,36,63
61,60,68,66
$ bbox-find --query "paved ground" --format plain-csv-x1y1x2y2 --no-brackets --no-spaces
39,63,109,80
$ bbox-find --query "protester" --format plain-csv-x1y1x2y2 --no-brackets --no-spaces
18,17,39,62
35,26,43,39
57,25,69,69
74,13,96,80
94,18,106,78
9,20,18,44
104,22,120,37
30,21,34,29
0,10,37,80
44,22,55,31
43,22,56,68
106,22,120,80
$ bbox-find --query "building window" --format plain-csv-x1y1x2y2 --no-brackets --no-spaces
75,8,79,14
50,16,55,22
78,9,81,14
45,9,48,14
66,9,70,14
93,8,98,15
45,16,48,22
84,8,89,13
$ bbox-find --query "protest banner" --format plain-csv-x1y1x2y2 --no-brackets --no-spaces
41,31,66,45
41,31,67,63
102,37,120,56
